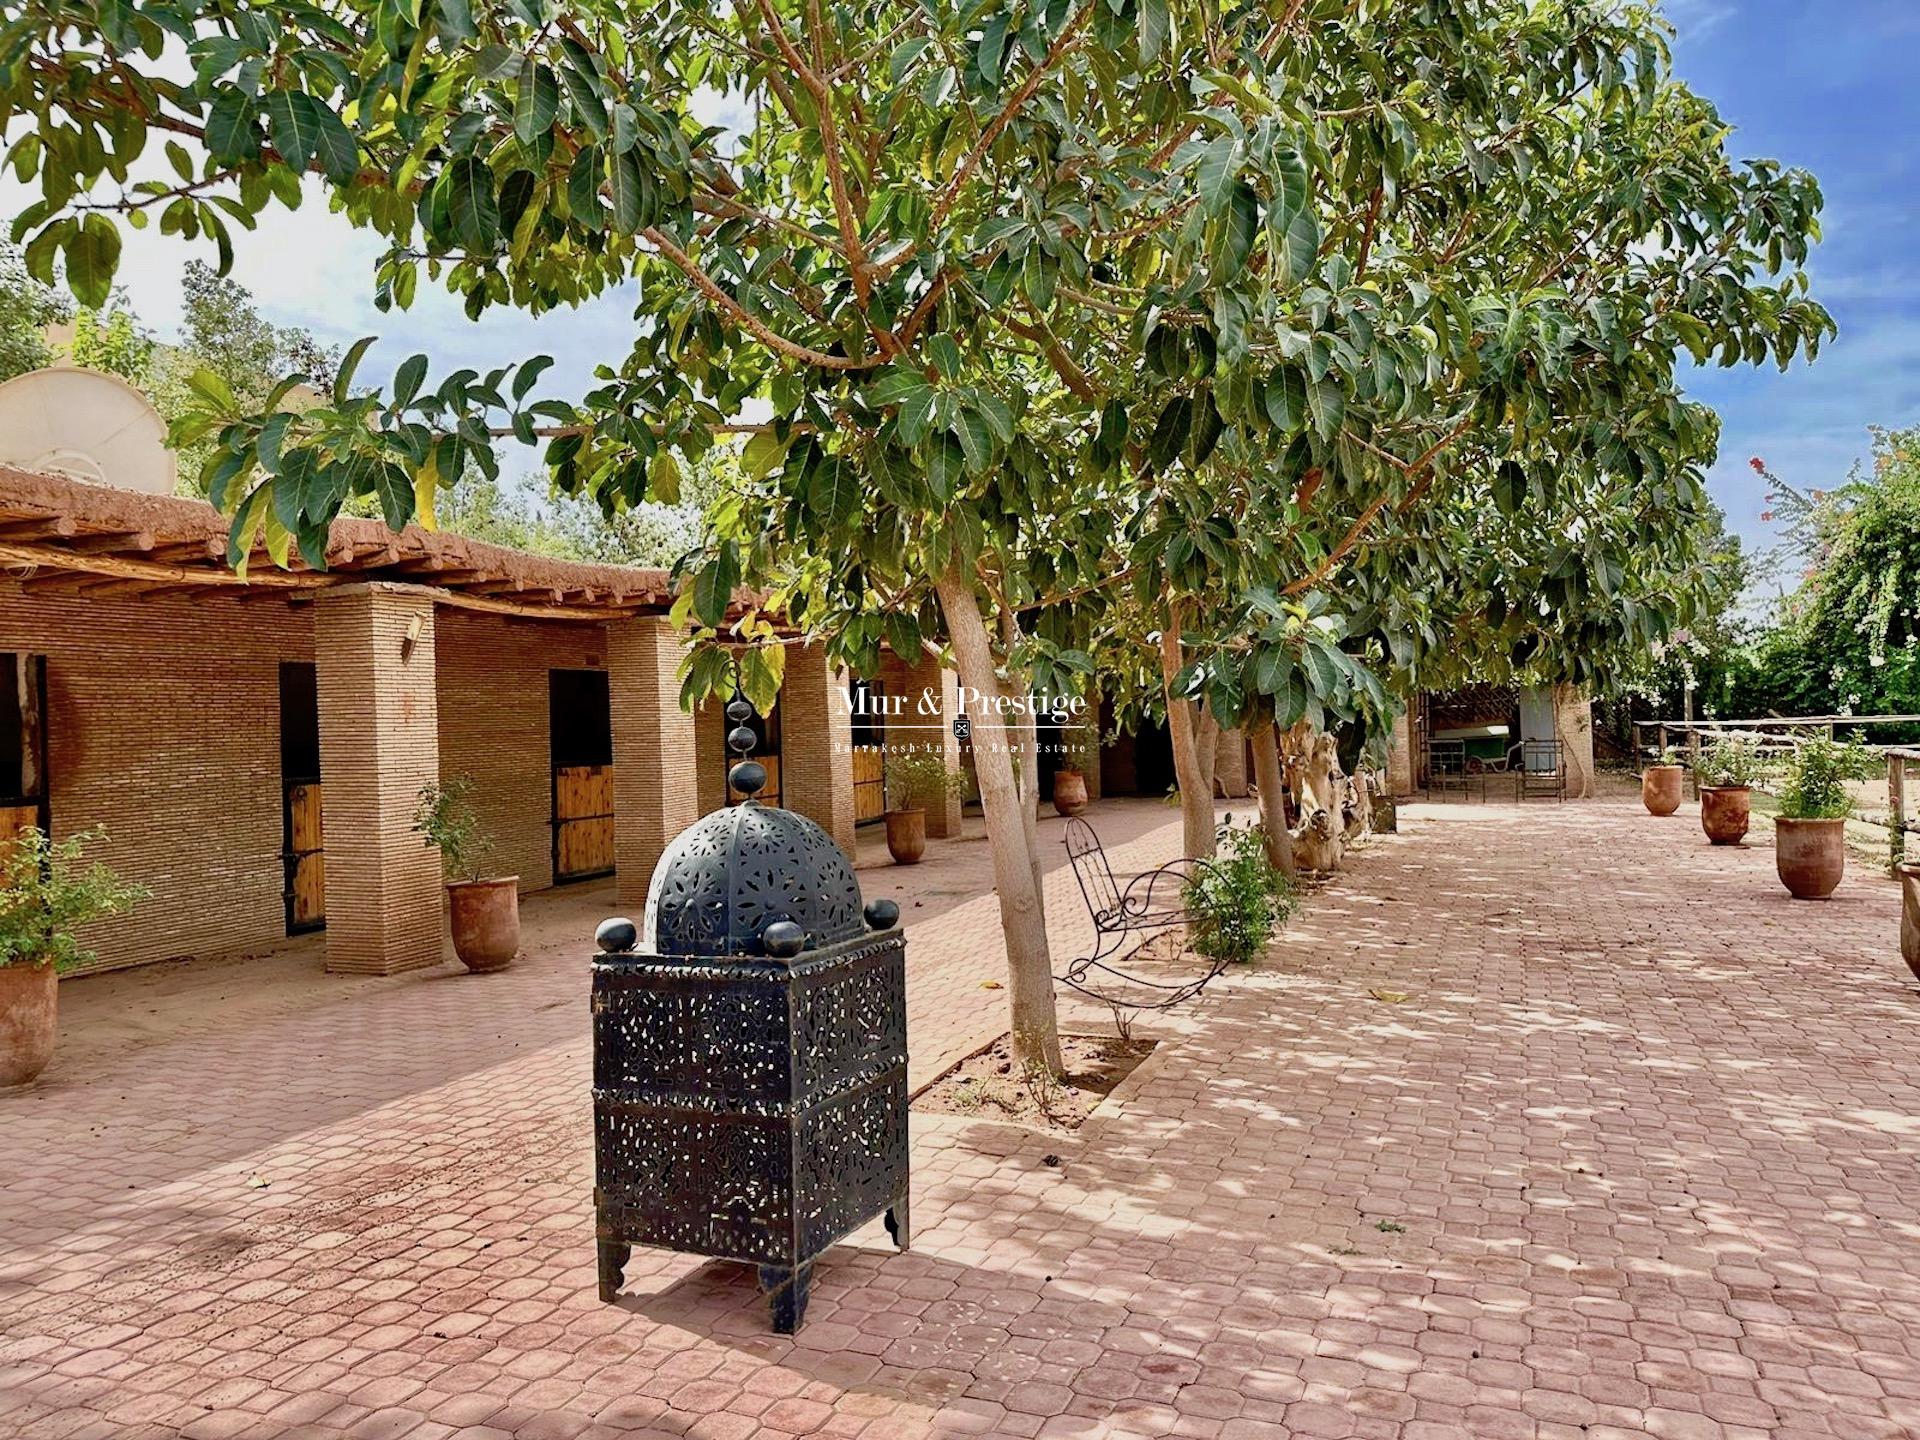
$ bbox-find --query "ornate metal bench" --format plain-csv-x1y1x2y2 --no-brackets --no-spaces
1058,817,1229,1011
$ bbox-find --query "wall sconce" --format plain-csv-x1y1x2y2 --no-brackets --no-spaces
402,613,423,660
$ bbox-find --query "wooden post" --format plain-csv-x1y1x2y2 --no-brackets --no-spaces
1656,724,1668,766
1891,753,1908,876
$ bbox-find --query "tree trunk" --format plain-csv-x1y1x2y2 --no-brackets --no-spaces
1159,612,1218,861
936,567,1064,1076
1250,724,1297,877
1001,608,1047,907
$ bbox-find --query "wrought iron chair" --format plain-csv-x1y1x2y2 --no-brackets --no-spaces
1426,739,1470,799
1514,739,1566,801
1058,817,1230,1010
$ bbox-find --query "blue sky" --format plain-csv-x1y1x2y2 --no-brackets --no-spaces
7,2,1914,589
1664,0,1920,590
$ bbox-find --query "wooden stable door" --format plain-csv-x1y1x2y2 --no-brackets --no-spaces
0,652,47,857
280,663,325,932
551,669,615,881
852,748,886,823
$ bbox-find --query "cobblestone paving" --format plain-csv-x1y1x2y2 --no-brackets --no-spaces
3,797,1916,1440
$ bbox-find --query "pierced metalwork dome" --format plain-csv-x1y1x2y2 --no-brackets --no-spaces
641,801,866,958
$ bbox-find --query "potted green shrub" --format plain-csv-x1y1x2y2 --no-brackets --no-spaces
0,826,145,1087
1771,737,1873,900
1641,746,1684,816
1695,736,1763,845
1183,825,1297,966
415,777,519,971
881,751,969,864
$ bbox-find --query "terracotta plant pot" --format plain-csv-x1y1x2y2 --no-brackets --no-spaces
1641,765,1684,816
0,961,58,1088
884,808,926,865
1899,861,1920,983
1773,818,1846,900
1052,768,1090,817
1699,785,1752,846
448,877,520,971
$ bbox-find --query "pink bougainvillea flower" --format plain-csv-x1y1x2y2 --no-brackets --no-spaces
1749,456,1767,473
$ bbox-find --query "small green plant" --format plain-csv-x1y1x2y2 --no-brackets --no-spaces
414,777,494,881
1183,825,1297,966
0,827,147,972
1695,736,1765,789
1374,1219,1407,1234
883,750,969,812
1649,746,1680,767
1775,736,1876,821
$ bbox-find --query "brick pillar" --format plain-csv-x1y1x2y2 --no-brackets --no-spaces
1215,727,1250,797
693,696,728,816
1387,710,1416,797
781,642,856,853
313,586,445,976
608,616,698,908
884,653,965,838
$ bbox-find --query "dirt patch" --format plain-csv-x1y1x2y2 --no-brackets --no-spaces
914,1032,1157,1131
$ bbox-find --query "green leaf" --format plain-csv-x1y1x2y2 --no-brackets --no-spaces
649,449,681,504
1493,459,1527,516
955,408,995,473
262,90,320,172
1306,377,1344,441
205,93,258,165
929,333,963,380
608,150,645,233
393,353,429,408
445,155,500,250
371,460,415,531
1196,136,1239,217
742,430,790,479
64,215,120,309
568,145,605,227
333,335,377,405
308,99,359,184
1264,365,1306,431
513,59,561,146
693,543,740,628
1147,395,1192,472
1138,0,1169,63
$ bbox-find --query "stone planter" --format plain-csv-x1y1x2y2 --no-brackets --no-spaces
1899,861,1920,982
0,961,57,1088
884,808,926,864
1774,818,1846,900
1641,765,1684,816
1699,785,1752,846
448,877,520,971
1052,768,1089,817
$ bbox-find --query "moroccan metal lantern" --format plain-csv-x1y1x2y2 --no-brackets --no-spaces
591,699,908,1332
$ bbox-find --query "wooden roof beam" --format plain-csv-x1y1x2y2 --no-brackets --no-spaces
0,516,78,542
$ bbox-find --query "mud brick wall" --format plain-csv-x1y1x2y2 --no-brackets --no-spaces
0,582,312,975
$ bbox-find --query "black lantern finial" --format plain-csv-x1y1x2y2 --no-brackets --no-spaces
725,692,766,800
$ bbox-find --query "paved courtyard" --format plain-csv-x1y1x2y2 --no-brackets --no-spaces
3,796,1917,1440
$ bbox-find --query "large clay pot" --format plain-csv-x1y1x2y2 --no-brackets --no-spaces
0,961,58,1088
1699,786,1752,846
1774,818,1846,900
1641,766,1684,816
885,808,926,865
1053,768,1090,818
1899,862,1920,982
448,877,520,971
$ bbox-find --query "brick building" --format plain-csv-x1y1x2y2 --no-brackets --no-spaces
0,464,875,978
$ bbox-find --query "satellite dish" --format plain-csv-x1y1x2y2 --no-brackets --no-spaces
0,366,178,495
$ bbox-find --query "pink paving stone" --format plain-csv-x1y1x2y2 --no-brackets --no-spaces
4,798,1920,1439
